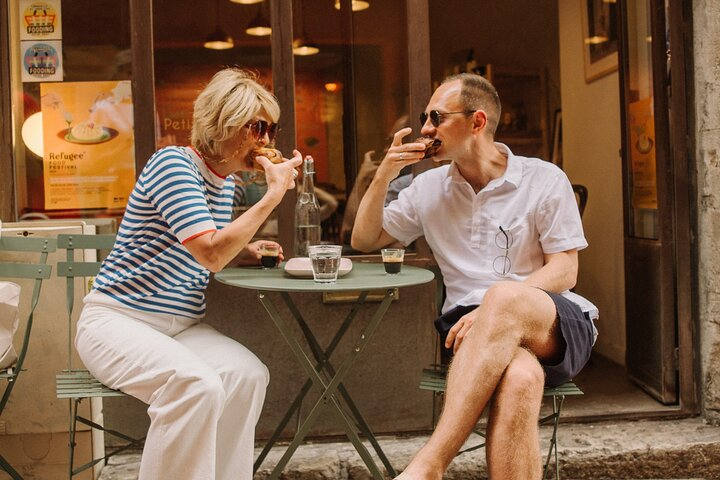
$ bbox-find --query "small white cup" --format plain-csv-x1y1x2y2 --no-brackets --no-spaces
308,245,343,283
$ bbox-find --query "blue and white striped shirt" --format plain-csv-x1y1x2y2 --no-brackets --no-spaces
92,146,235,318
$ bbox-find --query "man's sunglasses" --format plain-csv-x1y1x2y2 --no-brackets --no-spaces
246,120,279,142
420,110,476,128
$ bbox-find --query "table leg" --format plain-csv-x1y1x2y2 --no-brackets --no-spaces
281,292,397,477
254,292,367,473
257,289,396,480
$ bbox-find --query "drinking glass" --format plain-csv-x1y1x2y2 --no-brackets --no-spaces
308,245,343,283
259,244,280,269
381,248,405,274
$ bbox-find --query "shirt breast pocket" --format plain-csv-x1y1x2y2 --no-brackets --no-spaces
492,214,536,278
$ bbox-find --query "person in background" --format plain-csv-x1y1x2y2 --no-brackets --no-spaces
340,114,410,244
75,68,302,480
352,73,597,479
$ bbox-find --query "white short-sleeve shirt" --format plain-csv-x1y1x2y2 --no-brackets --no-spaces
383,143,598,320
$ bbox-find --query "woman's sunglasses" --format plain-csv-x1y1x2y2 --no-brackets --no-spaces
246,120,279,142
420,110,476,128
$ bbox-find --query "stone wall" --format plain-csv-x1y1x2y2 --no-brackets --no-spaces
695,0,720,422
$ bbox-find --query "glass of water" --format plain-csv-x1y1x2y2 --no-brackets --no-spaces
308,245,343,283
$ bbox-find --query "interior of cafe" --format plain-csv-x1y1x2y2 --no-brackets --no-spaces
2,0,696,463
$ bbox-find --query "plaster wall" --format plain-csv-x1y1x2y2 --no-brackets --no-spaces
428,0,562,122
557,0,626,365
694,0,720,422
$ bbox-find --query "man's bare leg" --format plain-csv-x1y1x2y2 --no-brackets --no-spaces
396,283,559,479
486,347,545,479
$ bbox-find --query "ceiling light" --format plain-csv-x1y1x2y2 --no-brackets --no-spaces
204,27,234,49
334,0,370,11
245,8,271,36
584,36,609,45
293,38,319,56
230,0,263,4
204,0,234,50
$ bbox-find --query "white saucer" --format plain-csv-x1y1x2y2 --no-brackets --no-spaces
284,257,353,278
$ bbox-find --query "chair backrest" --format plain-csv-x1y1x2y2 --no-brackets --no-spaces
572,184,589,218
56,234,116,371
0,235,56,412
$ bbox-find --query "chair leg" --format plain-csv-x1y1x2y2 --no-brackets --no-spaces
0,453,24,480
541,394,565,480
68,398,79,479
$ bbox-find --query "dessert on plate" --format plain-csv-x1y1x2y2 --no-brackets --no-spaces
70,121,105,141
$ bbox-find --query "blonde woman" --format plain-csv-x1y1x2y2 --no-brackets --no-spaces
75,68,302,479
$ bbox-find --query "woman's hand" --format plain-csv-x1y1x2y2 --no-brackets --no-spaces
235,240,285,266
259,149,303,197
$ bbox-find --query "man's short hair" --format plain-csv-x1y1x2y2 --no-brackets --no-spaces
191,68,280,159
442,73,502,136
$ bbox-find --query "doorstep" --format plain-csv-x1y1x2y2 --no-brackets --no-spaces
99,417,720,479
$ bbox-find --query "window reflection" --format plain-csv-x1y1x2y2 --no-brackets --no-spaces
152,0,409,249
292,1,409,248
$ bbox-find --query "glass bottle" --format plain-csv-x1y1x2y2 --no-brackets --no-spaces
294,157,321,257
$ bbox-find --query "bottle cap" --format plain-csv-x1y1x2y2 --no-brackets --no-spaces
303,157,315,176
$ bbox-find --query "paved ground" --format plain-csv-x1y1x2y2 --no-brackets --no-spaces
99,417,720,479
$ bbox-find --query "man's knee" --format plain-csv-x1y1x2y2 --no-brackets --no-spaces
481,282,529,329
484,282,532,312
499,354,545,401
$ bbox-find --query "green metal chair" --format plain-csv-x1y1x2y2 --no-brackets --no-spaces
419,363,583,480
53,233,145,479
0,234,56,480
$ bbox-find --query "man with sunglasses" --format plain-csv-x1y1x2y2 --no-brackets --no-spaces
352,73,597,479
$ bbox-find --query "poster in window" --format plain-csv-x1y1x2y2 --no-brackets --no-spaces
629,97,657,210
40,81,136,210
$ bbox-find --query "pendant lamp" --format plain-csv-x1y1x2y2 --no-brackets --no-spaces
204,0,234,50
334,0,370,11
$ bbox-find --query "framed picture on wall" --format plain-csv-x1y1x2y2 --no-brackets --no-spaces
581,0,619,82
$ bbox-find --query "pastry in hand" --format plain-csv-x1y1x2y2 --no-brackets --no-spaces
250,148,283,171
416,136,442,159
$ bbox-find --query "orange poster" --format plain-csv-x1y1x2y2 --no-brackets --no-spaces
40,81,135,210
628,97,657,210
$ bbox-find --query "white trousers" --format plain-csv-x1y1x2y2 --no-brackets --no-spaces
75,295,269,480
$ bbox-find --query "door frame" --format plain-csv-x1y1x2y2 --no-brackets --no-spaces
617,0,697,412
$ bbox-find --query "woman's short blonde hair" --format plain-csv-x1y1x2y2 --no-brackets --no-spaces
191,68,280,158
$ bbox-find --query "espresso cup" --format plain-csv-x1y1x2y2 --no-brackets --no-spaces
259,244,280,269
381,248,405,274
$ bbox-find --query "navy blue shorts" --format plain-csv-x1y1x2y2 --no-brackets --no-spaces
433,291,594,388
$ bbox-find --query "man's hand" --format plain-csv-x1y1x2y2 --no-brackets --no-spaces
235,240,285,266
375,127,426,181
446,310,477,353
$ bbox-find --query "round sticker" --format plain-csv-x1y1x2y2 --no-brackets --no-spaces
23,43,59,78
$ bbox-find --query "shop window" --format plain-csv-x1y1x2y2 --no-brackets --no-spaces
11,0,132,220
152,0,409,249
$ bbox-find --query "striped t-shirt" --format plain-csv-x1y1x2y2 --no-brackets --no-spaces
92,146,235,318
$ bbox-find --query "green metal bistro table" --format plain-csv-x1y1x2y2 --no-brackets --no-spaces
215,262,434,479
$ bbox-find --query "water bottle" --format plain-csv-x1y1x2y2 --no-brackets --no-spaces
294,157,321,257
